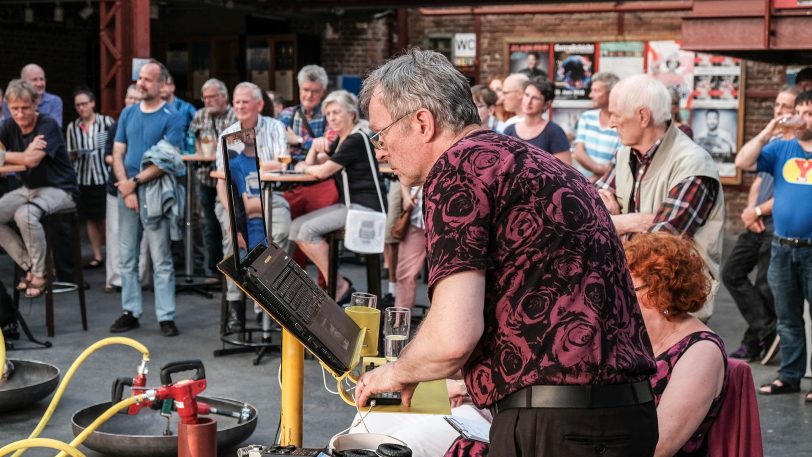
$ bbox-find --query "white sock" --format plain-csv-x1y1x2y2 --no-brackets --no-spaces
388,282,397,296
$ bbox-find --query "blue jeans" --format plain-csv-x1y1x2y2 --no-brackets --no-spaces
768,242,812,384
119,196,176,322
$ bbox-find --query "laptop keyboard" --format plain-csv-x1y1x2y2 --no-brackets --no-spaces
271,266,322,324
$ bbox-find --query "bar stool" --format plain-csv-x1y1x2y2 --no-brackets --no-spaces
325,230,382,300
41,208,88,337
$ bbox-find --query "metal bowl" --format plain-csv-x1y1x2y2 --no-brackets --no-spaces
71,396,257,457
0,359,60,413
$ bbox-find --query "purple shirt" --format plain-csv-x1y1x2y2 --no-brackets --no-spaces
424,130,656,408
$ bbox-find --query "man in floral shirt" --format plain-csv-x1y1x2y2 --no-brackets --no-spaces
355,50,658,456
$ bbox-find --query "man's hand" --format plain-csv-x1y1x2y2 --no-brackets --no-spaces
612,212,655,235
598,189,620,215
24,135,46,154
116,178,136,197
355,362,418,408
741,206,759,230
748,219,766,233
285,127,301,146
759,116,784,141
123,193,138,212
294,161,307,173
447,379,470,408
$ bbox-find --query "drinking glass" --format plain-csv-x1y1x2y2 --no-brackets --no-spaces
278,149,292,171
383,307,411,362
778,115,804,135
351,292,377,309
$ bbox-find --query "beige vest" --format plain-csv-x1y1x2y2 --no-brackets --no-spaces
615,124,725,321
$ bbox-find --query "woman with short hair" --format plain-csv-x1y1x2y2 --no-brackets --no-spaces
503,77,571,164
625,232,728,457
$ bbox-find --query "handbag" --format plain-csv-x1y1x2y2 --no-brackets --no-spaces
390,208,411,241
342,131,387,254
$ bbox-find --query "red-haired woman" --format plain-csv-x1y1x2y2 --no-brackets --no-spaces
625,232,728,457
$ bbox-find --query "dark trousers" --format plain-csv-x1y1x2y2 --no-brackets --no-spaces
199,183,221,274
721,230,776,349
489,402,658,457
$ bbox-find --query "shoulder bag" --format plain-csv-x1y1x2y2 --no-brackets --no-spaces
342,132,387,254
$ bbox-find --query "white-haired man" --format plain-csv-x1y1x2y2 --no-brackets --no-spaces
215,81,291,331
3,64,63,127
597,74,724,321
355,49,657,457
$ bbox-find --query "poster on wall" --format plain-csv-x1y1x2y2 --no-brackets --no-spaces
553,43,595,101
647,40,694,109
599,42,645,79
508,42,551,78
691,53,741,109
692,108,739,178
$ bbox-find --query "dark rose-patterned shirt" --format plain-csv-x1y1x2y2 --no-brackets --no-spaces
424,130,656,408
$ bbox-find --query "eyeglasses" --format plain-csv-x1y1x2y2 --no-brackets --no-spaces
369,112,412,150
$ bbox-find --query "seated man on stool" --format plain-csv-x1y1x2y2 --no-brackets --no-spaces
0,79,78,298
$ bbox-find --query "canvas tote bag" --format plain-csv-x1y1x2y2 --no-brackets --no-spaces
342,132,387,254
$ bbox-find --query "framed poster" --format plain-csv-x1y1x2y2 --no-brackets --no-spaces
599,42,645,79
553,43,595,101
692,108,740,181
507,42,551,78
691,54,741,109
647,40,694,110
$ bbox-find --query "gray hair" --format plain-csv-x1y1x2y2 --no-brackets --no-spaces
234,82,263,102
779,84,802,97
613,74,672,126
4,79,39,104
146,59,170,83
322,90,359,123
359,48,480,134
592,72,620,93
297,65,328,88
202,78,229,99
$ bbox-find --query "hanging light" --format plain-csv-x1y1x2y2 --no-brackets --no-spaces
24,3,34,23
78,0,93,20
54,1,64,22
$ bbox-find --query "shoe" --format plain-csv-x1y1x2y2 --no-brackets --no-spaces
226,301,245,333
110,312,140,333
382,293,396,307
84,258,104,269
159,320,179,337
758,379,800,395
729,345,761,362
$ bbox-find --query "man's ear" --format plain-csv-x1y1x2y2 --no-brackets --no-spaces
639,107,652,129
413,108,436,143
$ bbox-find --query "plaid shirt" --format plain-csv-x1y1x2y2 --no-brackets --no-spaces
188,106,237,187
279,105,325,160
596,141,719,237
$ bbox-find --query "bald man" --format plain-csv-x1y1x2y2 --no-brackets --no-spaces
3,64,63,127
495,73,528,132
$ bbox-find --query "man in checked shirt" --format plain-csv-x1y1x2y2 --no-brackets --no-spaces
597,74,725,322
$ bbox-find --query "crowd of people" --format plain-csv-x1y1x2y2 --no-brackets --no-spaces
1,51,812,456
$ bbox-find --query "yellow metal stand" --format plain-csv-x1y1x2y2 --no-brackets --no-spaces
280,329,304,446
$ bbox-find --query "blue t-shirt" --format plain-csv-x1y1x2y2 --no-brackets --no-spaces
757,139,812,238
503,121,570,156
229,153,261,200
114,102,184,178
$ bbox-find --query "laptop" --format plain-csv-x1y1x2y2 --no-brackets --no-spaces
216,128,364,378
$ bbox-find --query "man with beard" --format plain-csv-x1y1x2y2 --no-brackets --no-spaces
597,74,724,322
696,109,735,157
354,49,657,457
735,90,812,403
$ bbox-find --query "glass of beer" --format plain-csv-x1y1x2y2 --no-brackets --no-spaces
278,149,292,171
384,307,411,362
778,115,804,135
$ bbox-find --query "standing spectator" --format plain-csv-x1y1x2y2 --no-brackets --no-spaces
470,85,498,130
104,84,150,293
723,85,799,361
215,82,291,331
279,65,339,280
189,78,236,275
495,73,528,132
0,79,78,298
503,78,571,164
735,90,812,402
266,91,285,118
160,74,197,154
66,87,114,269
394,184,426,310
597,74,724,322
794,67,812,92
572,72,621,181
109,60,184,337
356,50,657,456
3,64,63,127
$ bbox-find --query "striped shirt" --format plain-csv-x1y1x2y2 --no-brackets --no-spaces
66,114,115,186
216,116,287,172
573,109,621,178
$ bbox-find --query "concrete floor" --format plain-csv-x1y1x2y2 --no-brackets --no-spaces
1,238,811,456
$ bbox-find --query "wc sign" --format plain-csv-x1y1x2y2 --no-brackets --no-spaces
454,33,477,58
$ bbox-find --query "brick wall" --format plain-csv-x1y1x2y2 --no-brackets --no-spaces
319,15,392,77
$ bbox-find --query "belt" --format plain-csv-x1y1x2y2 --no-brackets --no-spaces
491,381,653,415
773,235,812,247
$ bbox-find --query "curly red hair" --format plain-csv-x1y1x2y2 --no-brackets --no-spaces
624,232,710,320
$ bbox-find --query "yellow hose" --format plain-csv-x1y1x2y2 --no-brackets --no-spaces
53,394,146,457
11,337,150,457
0,438,86,457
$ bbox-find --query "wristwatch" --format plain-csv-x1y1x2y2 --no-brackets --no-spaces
131,175,140,187
754,205,763,217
